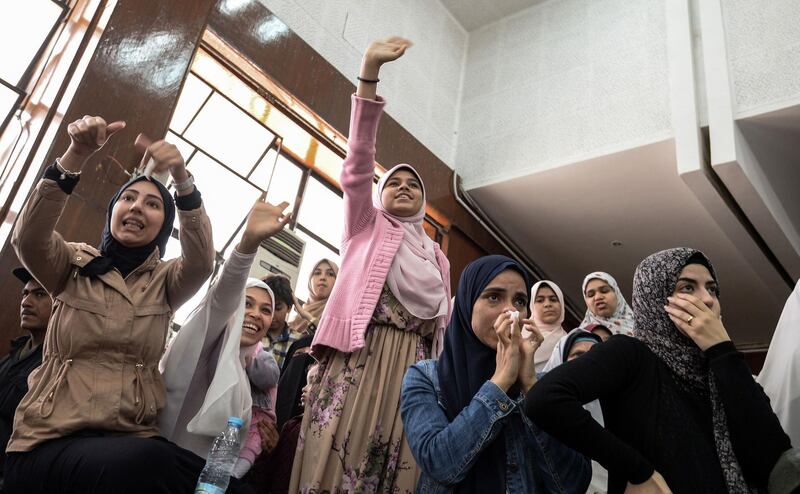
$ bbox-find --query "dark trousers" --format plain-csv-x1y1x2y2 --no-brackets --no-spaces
4,433,254,494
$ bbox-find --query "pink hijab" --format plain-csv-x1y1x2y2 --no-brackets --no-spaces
373,164,448,324
529,280,567,372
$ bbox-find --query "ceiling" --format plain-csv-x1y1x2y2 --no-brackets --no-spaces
440,0,548,31
466,138,790,346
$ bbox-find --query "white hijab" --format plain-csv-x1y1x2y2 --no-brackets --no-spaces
581,271,636,335
159,277,273,457
530,280,567,372
757,280,800,445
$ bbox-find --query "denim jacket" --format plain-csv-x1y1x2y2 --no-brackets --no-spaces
401,360,591,494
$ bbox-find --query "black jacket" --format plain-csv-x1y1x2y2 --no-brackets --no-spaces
0,335,43,473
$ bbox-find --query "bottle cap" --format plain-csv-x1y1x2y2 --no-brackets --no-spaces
227,416,244,428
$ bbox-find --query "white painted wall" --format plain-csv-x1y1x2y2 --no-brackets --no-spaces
256,0,467,167
721,0,800,117
456,0,673,189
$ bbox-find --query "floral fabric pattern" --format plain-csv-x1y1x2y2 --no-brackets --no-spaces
291,285,434,493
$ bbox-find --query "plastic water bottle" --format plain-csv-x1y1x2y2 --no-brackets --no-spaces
195,416,244,494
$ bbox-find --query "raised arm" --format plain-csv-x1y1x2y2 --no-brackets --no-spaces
197,199,292,356
341,37,411,240
209,199,292,315
137,138,216,310
13,116,126,294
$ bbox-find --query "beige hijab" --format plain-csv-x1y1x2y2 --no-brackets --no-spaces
530,280,568,372
288,259,339,334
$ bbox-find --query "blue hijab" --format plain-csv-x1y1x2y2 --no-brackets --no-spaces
437,255,531,493
80,176,175,278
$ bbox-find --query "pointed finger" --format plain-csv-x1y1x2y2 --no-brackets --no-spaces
106,120,126,136
134,133,152,153
278,212,293,226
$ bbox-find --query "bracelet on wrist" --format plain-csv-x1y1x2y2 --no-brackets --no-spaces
357,76,379,84
173,173,194,192
55,158,81,179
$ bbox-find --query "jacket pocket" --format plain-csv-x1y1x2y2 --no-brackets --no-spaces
133,303,171,317
57,292,108,315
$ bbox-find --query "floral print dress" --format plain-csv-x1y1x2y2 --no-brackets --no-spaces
289,285,435,494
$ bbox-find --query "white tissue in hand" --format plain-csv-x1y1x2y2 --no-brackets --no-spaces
508,310,519,335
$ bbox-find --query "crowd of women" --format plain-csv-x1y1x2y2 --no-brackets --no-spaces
3,36,798,494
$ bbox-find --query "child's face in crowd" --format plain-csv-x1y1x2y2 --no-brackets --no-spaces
241,287,273,347
584,279,618,317
381,170,423,217
311,262,337,299
270,300,290,331
110,181,165,248
533,285,561,324
470,269,529,350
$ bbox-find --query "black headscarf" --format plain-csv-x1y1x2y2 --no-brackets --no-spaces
436,254,531,494
560,330,603,363
275,335,314,430
633,247,753,493
80,176,175,278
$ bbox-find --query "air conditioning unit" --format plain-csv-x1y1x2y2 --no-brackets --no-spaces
248,227,306,290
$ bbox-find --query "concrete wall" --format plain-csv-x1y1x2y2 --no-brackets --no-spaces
722,0,800,117
456,0,673,189
255,0,467,167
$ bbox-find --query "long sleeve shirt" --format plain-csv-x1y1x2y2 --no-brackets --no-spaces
526,335,791,493
401,359,591,493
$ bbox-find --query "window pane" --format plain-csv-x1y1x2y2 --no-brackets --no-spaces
165,131,196,165
184,93,274,176
294,228,341,302
250,152,303,210
0,0,63,84
247,148,276,187
185,152,261,250
297,177,343,247
0,85,21,127
313,140,345,186
169,74,212,134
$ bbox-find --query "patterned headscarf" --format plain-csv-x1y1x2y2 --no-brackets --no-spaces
581,272,636,335
633,247,753,493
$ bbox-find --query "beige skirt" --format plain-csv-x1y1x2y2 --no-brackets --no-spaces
289,316,432,493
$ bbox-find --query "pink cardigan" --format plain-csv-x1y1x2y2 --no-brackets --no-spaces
312,95,451,355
